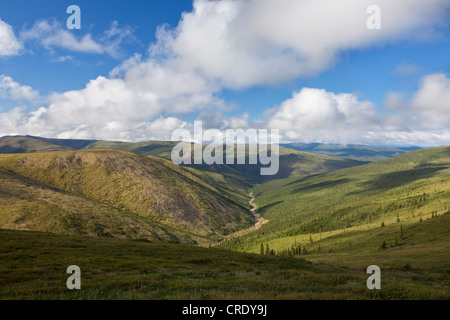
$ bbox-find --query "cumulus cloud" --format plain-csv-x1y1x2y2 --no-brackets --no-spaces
0,18,23,56
0,59,224,141
411,73,450,113
154,0,450,88
0,104,190,141
44,54,223,123
0,75,39,101
1,1,450,145
386,73,450,129
267,73,450,145
267,88,381,144
1,73,450,146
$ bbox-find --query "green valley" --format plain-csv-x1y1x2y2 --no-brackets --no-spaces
218,147,450,297
0,137,449,300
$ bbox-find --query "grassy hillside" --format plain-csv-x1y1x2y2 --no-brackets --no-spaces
0,149,253,240
83,140,177,158
218,147,450,283
0,169,195,244
0,141,448,299
1,229,447,300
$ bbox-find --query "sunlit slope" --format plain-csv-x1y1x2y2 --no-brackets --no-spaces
220,146,450,254
0,149,253,239
0,169,195,244
83,140,177,158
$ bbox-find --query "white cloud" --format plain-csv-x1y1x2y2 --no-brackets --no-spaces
267,88,381,144
0,75,39,101
2,73,450,146
0,104,191,142
20,20,133,58
386,73,450,129
267,74,450,145
0,59,224,141
153,0,450,88
101,21,136,58
21,20,102,54
0,18,23,56
410,73,450,128
1,1,450,145
411,73,450,113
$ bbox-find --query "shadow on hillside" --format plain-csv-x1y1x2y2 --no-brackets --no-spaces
292,178,350,194
285,173,323,187
322,158,370,170
352,165,449,194
0,170,75,196
256,201,284,214
133,144,174,154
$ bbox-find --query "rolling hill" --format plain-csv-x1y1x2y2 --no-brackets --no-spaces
0,135,95,153
0,149,254,242
0,135,175,156
0,136,370,183
0,168,195,244
219,146,450,281
0,138,448,299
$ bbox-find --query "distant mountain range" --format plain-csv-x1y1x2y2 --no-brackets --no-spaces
0,135,372,183
0,136,420,160
282,142,421,159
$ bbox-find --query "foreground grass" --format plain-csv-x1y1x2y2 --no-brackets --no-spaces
0,229,448,300
240,212,450,299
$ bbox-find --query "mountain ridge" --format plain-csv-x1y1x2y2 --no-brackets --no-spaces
0,149,254,242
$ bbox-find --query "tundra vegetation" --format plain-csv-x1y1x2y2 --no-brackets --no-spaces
0,136,448,299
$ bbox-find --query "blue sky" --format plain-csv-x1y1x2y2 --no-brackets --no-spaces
0,0,193,93
0,0,450,145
